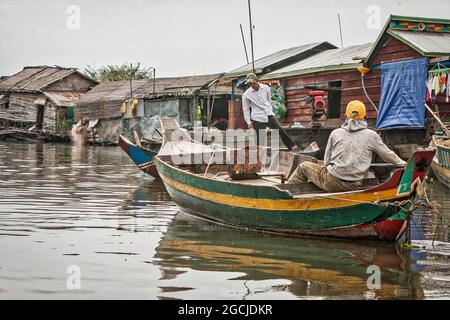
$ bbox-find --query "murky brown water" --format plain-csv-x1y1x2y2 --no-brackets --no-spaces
0,141,449,299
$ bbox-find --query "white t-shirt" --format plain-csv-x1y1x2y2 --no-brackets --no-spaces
242,83,274,124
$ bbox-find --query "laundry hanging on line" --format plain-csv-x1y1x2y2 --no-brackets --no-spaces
426,63,450,103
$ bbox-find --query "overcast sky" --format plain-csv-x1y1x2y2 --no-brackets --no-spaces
0,0,449,77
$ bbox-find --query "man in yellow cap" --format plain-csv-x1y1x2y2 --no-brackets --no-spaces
287,100,406,192
242,73,297,150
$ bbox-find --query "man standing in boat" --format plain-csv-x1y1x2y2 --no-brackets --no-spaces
242,73,297,150
287,100,406,192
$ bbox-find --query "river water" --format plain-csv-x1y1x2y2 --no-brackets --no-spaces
0,141,449,299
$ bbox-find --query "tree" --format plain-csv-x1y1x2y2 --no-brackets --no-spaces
84,63,153,83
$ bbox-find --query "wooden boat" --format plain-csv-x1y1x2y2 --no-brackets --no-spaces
118,135,161,178
431,135,450,188
119,124,229,178
154,118,435,241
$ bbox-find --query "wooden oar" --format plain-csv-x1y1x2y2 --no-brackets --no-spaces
424,103,450,137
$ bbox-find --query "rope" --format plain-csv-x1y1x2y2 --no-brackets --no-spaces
204,145,218,177
307,191,425,213
361,74,379,113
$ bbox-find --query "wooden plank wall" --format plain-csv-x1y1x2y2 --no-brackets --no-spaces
370,36,422,65
74,101,122,121
6,92,56,131
283,70,380,123
282,35,439,124
228,100,246,129
434,89,450,120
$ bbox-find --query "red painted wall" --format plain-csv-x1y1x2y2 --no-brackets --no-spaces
283,70,379,123
282,35,450,124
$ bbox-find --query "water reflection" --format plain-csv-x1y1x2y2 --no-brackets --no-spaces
0,141,449,299
0,141,178,299
154,213,424,299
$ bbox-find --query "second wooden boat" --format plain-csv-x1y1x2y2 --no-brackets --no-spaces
431,135,450,188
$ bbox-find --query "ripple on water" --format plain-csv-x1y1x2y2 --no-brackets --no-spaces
0,141,449,299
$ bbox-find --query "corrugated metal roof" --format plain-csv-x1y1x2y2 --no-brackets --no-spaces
0,66,96,92
132,77,181,98
77,74,224,106
75,80,147,106
165,73,222,89
387,30,450,55
262,43,373,79
365,15,450,64
0,67,44,92
162,73,222,97
135,73,222,99
226,42,337,78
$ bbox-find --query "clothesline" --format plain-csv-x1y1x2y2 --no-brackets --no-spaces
429,62,450,76
429,69,450,76
426,63,450,103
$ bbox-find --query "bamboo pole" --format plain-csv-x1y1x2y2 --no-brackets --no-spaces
424,103,450,137
248,0,255,73
240,24,249,64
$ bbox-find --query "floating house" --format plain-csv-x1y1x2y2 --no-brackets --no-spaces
262,43,374,124
0,66,97,133
226,15,450,157
74,73,229,144
133,73,227,128
365,15,450,125
74,79,149,144
225,42,337,129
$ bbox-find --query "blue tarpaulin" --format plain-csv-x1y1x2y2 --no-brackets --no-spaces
376,57,428,129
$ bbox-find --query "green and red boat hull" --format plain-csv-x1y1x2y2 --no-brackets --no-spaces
155,150,434,241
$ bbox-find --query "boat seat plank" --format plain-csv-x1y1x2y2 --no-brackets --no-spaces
261,176,282,184
257,171,286,177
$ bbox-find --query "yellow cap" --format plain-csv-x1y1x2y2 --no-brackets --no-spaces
346,100,366,120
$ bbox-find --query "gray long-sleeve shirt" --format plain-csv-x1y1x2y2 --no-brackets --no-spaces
242,83,274,125
324,119,406,182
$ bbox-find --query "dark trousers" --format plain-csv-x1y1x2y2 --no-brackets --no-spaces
252,115,294,150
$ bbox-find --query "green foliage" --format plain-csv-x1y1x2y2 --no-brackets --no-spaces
270,84,287,121
84,63,154,83
441,116,450,123
57,118,73,133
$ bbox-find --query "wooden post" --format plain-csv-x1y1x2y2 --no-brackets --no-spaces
207,89,211,128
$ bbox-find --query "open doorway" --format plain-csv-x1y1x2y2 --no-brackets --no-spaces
328,81,342,119
35,104,45,130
